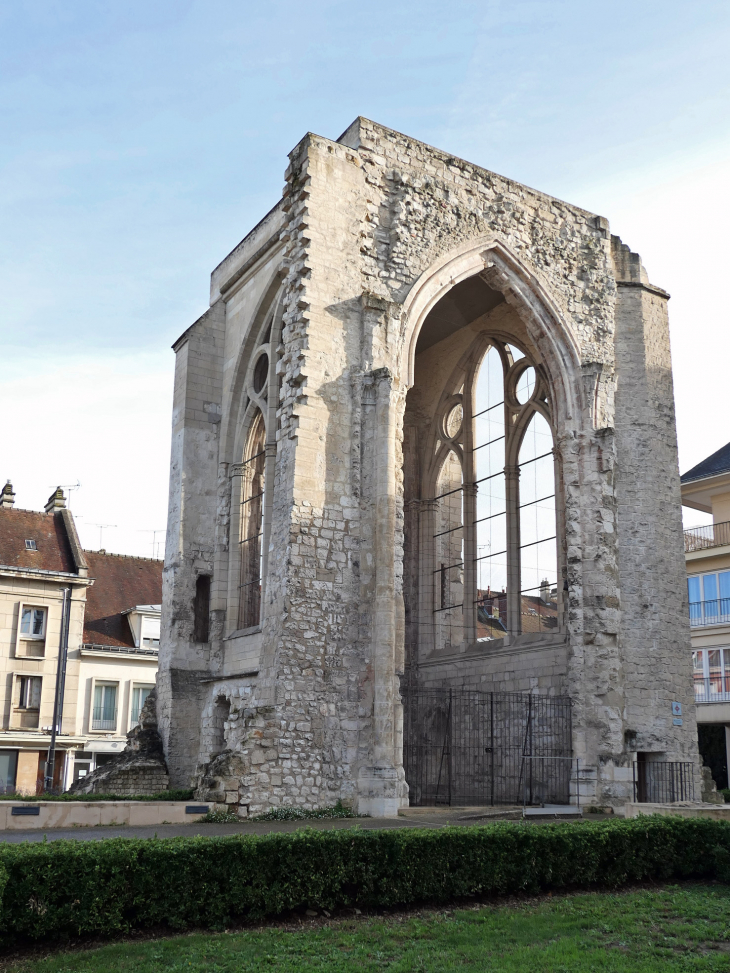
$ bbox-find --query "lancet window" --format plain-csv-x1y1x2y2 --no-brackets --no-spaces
230,298,282,634
424,338,560,651
238,411,266,629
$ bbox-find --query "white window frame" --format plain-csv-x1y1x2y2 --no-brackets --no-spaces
692,646,730,701
14,602,48,658
89,678,120,734
139,615,160,649
9,673,43,729
129,683,155,728
688,571,730,627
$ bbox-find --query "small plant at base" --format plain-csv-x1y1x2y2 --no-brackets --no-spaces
252,800,357,821
200,808,240,823
720,788,730,804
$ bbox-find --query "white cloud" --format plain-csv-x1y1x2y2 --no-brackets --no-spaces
1,350,174,558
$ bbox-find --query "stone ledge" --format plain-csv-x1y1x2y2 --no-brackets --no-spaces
0,801,212,830
624,802,730,820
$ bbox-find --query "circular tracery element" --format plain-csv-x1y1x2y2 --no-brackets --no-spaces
444,403,463,440
253,353,269,394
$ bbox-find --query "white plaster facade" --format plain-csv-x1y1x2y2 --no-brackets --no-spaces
159,118,700,815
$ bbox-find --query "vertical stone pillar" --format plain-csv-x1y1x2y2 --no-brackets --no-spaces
612,236,700,795
158,302,225,788
462,482,478,645
505,465,522,636
358,367,409,815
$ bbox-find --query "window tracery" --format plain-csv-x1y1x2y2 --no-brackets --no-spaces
230,300,283,634
423,337,560,652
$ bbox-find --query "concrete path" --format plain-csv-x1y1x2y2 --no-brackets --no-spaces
0,805,575,844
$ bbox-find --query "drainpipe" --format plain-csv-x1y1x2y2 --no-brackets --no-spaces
45,587,71,792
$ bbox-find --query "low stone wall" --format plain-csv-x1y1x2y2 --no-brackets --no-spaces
624,802,730,821
0,801,211,830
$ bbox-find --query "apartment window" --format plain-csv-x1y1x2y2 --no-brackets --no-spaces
24,539,36,551
92,683,118,731
193,575,211,643
140,616,160,649
17,675,42,709
130,685,153,726
20,607,46,638
688,571,730,626
693,648,730,701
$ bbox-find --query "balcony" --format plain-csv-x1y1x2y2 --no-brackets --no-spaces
684,520,730,553
694,675,730,703
91,707,117,731
689,598,730,628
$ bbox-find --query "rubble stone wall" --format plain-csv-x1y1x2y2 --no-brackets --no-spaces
157,117,699,813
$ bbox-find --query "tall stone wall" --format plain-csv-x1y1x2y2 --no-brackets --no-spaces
156,117,699,812
612,238,699,795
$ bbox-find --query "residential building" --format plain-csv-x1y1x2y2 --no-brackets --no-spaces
681,442,730,791
0,482,161,792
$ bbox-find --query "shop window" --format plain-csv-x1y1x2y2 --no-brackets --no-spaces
0,751,18,793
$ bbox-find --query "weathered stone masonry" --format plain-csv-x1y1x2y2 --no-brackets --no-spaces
158,117,700,815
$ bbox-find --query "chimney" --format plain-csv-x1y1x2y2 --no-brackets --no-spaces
0,481,15,508
540,578,551,603
44,487,66,513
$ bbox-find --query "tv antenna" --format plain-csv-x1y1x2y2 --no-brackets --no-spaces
138,529,166,559
89,523,117,551
50,481,81,509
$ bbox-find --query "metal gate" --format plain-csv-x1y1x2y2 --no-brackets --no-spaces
403,687,573,806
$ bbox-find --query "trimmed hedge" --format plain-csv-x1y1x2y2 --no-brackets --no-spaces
0,817,729,945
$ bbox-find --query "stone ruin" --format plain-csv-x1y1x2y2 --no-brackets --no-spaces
69,689,169,797
155,117,701,816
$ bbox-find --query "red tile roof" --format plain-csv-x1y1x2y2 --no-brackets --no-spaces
83,551,163,647
0,508,76,573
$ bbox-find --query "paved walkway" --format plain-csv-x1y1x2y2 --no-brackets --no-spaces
0,806,596,844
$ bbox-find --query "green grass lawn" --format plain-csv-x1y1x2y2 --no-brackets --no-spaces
10,884,730,973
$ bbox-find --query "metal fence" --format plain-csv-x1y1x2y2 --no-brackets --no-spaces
689,598,730,628
633,761,694,803
684,520,730,553
403,686,572,807
694,675,730,703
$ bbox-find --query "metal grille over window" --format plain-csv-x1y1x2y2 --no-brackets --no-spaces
238,412,266,630
403,686,573,806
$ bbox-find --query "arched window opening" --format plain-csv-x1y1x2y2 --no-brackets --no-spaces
193,574,211,643
517,412,558,634
238,411,266,630
473,345,508,642
211,695,230,756
421,334,561,653
433,448,464,652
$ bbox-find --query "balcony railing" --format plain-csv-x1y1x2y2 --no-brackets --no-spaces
684,520,730,553
694,675,730,703
91,708,117,731
689,598,730,627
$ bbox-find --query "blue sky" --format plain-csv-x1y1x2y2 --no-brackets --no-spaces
2,0,729,554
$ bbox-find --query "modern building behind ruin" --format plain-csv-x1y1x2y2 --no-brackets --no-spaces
159,118,699,814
